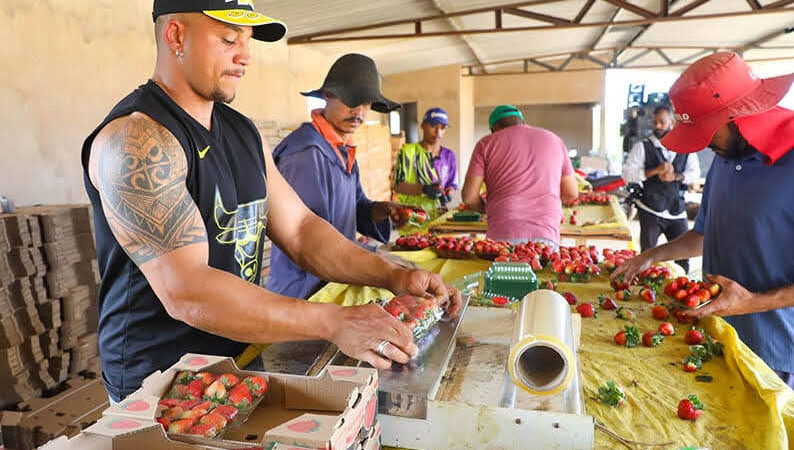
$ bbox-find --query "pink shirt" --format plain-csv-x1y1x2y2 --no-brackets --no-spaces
467,124,573,243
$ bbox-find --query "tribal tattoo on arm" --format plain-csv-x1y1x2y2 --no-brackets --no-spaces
93,114,207,266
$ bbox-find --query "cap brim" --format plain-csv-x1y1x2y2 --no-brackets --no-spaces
203,10,287,42
663,72,794,153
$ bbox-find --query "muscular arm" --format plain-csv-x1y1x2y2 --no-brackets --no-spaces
611,230,704,282
88,113,340,345
394,182,424,196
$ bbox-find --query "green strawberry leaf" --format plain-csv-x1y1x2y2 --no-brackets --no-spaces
688,394,705,410
624,325,640,348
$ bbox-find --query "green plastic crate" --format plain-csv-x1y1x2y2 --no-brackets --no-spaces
482,262,538,301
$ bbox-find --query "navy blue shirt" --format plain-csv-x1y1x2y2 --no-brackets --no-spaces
694,149,794,373
267,123,390,299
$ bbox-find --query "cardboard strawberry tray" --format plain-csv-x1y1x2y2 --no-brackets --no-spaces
69,353,380,450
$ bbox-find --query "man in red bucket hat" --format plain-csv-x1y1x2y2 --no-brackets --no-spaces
613,52,794,388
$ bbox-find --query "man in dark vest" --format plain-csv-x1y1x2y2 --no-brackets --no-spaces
622,106,700,273
81,0,460,403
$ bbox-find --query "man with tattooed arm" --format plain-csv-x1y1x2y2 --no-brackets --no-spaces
81,0,461,402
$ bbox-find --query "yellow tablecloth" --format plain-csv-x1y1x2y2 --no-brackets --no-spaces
245,251,794,449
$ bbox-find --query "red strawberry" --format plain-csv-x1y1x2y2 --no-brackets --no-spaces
492,296,509,306
614,331,627,346
642,331,663,347
199,413,228,430
212,405,239,421
614,290,631,301
563,292,578,305
683,362,698,372
193,401,215,412
685,329,704,345
157,417,171,429
186,379,205,400
229,383,253,409
677,395,704,420
243,376,267,396
684,295,700,308
658,322,675,336
651,305,669,320
163,406,184,421
178,400,201,410
598,295,617,310
188,424,217,438
158,398,181,408
576,303,596,318
166,384,189,399
168,418,195,434
675,289,689,301
218,373,240,388
542,280,557,291
178,407,208,421
195,372,216,386
640,287,656,303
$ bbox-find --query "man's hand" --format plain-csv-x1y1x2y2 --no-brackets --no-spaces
683,274,756,319
389,269,462,317
647,162,673,179
329,303,418,369
610,251,654,284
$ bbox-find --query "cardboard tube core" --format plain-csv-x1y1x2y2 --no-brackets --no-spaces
515,343,568,391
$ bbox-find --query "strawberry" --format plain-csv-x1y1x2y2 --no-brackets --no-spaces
658,322,675,336
157,417,171,429
195,372,216,386
614,331,627,346
163,406,184,421
188,424,217,438
598,294,617,310
542,280,557,291
675,289,689,301
663,282,677,298
158,398,181,408
642,331,663,347
193,401,215,412
168,418,195,434
677,395,704,420
492,296,509,306
708,282,721,298
175,371,195,384
615,325,640,347
683,361,698,372
696,289,711,302
576,303,596,318
178,407,208,421
218,373,240,389
685,329,704,345
199,412,228,430
204,380,228,403
186,379,205,400
615,307,635,320
596,381,626,407
166,384,189,399
610,275,630,291
651,305,669,320
212,405,239,421
563,292,578,306
178,400,202,410
614,290,631,302
684,295,700,308
228,383,253,409
639,287,656,303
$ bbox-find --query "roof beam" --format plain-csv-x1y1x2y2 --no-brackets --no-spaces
529,58,559,71
764,0,794,8
427,0,489,74
558,55,576,70
660,0,669,16
655,48,674,64
504,7,571,25
745,0,762,10
670,0,713,17
578,52,610,67
620,48,654,66
574,0,597,23
600,0,657,18
736,27,794,52
289,5,793,44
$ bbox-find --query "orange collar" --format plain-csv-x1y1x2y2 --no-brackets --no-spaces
311,109,356,173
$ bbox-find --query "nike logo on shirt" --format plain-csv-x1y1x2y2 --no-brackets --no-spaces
198,145,210,159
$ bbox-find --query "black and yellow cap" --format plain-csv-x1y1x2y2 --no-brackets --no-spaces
152,0,287,42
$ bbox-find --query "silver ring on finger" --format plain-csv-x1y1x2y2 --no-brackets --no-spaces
376,339,390,357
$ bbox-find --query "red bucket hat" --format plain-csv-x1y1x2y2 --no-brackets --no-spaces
662,52,794,153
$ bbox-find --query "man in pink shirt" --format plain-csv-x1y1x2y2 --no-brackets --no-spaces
462,105,578,245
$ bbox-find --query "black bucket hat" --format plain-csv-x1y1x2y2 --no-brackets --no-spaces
302,54,400,113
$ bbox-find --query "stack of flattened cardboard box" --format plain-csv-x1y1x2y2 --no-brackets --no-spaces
255,120,284,286
354,123,393,202
0,205,101,411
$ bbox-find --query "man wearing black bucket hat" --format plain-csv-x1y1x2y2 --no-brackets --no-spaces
269,54,427,299
81,3,460,402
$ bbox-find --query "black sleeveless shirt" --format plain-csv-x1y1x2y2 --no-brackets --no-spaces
81,80,269,401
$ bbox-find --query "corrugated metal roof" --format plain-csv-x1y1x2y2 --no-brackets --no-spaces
272,0,794,75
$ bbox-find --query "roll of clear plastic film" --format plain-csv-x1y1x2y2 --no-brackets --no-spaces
508,289,576,396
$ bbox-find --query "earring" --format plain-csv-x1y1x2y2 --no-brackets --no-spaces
175,49,183,58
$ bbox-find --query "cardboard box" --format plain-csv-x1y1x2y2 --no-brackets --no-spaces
67,353,380,450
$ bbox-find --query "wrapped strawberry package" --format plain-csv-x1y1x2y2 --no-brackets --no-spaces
383,294,443,339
